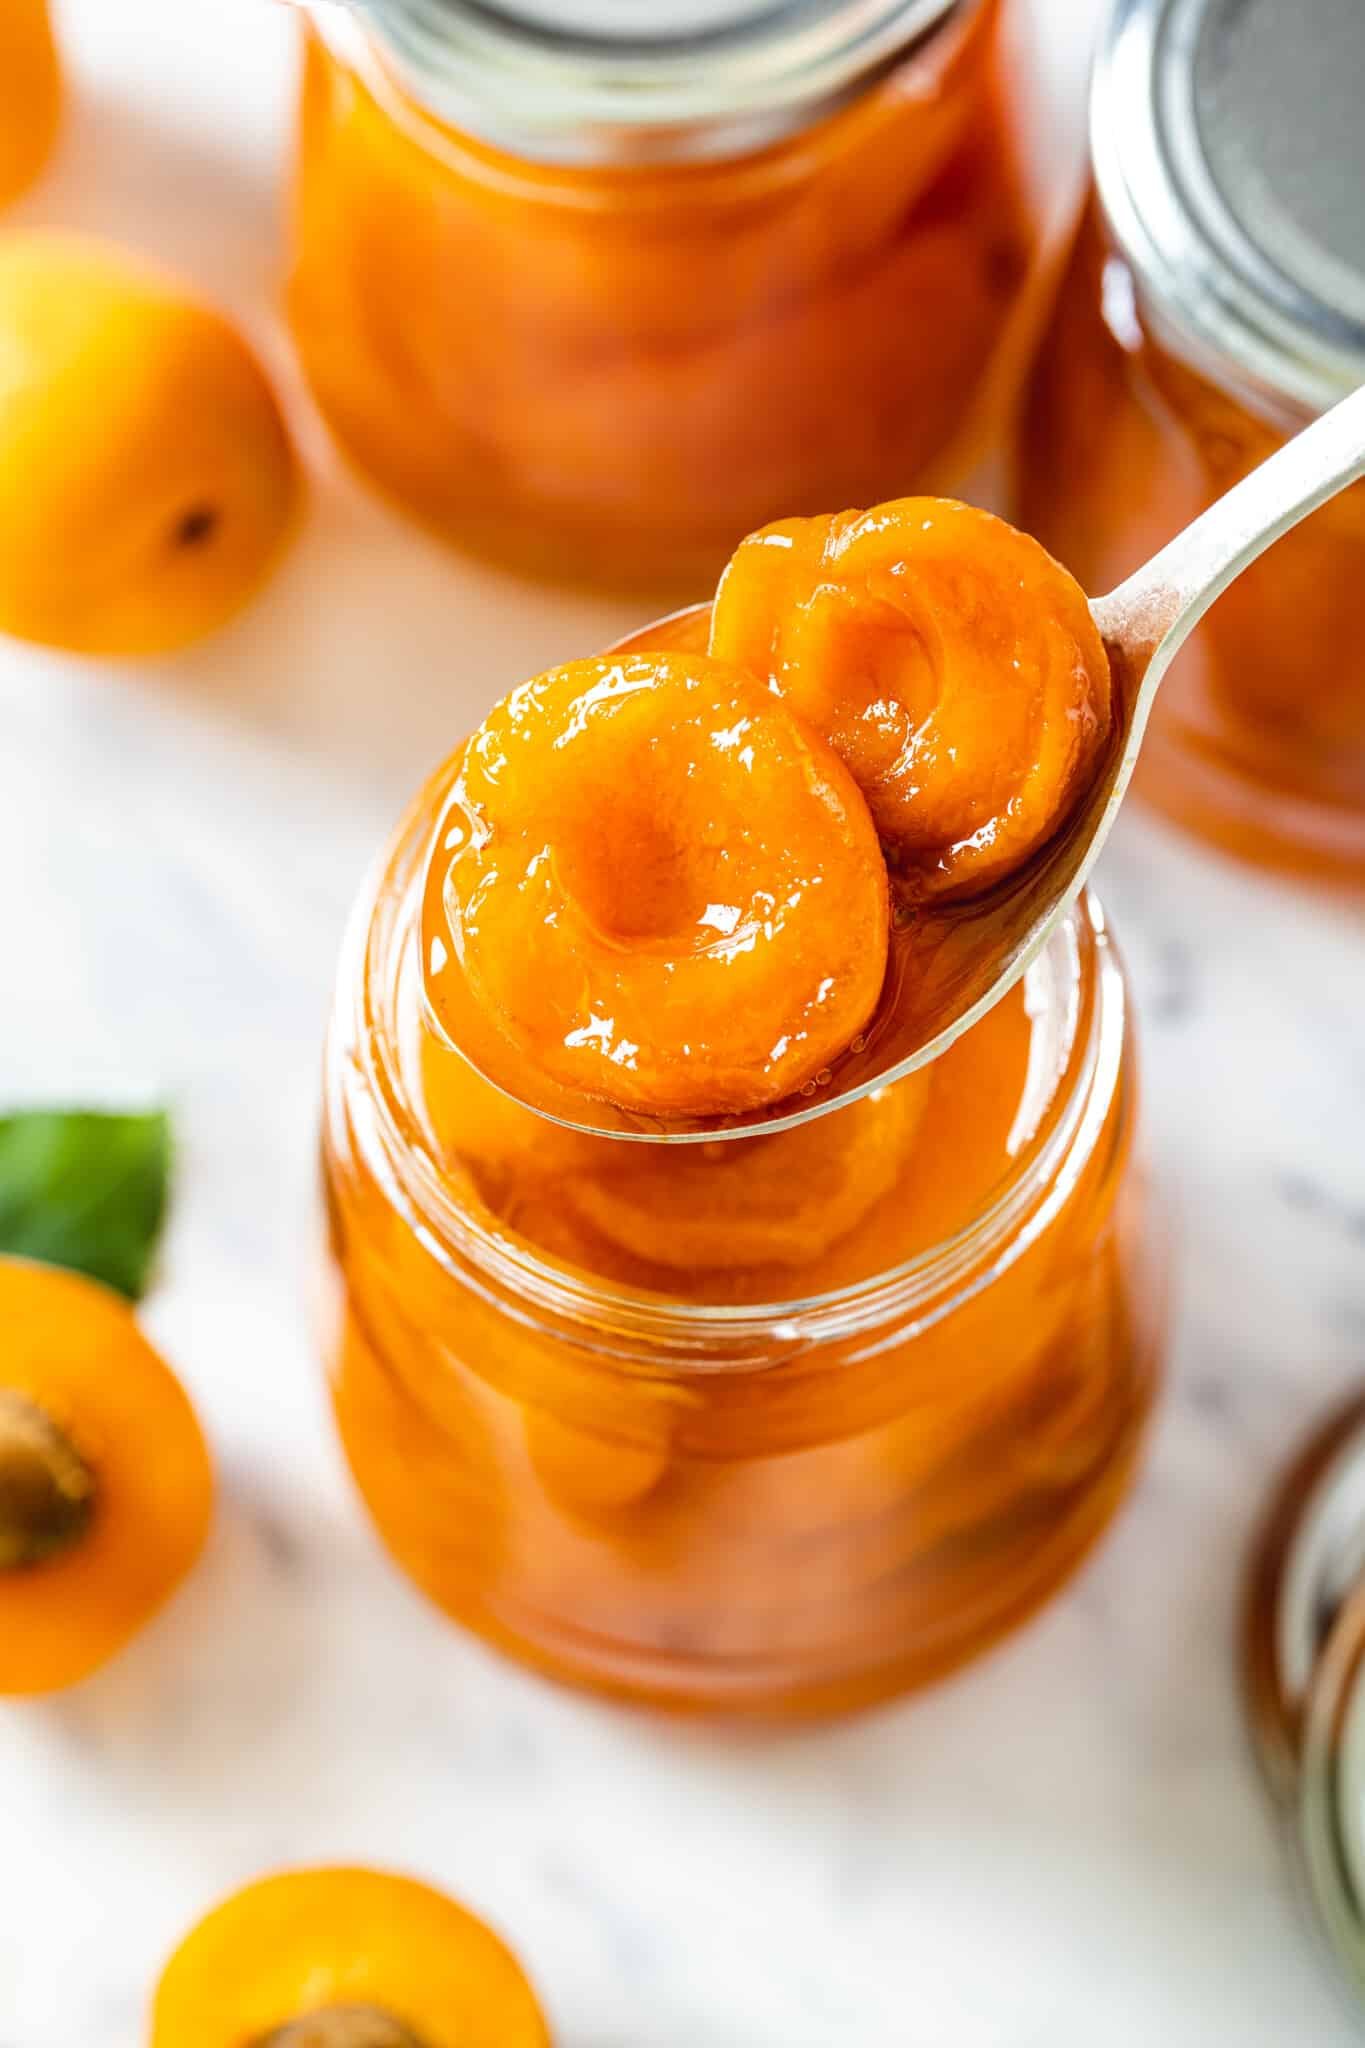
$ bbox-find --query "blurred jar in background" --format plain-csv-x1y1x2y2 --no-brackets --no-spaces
289,0,1073,595
0,0,60,205
1021,0,1365,884
318,605,1166,1721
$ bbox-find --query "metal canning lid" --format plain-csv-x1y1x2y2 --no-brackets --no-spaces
1243,1394,1365,1804
1093,0,1365,420
324,0,967,163
1298,1583,1365,2007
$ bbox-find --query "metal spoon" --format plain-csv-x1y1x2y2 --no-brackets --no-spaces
432,381,1365,1144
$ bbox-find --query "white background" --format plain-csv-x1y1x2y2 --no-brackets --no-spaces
5,2,1365,2042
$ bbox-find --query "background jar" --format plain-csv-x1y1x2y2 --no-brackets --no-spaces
289,0,1071,596
1019,0,1365,884
319,747,1167,1721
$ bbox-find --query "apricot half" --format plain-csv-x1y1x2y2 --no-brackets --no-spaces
0,1256,212,1694
0,232,299,654
150,1866,551,2048
711,498,1112,897
424,652,890,1118
564,1073,929,1273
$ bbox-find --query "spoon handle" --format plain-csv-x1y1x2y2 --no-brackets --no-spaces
1090,381,1365,673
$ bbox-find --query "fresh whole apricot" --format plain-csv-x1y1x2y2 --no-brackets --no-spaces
711,497,1112,897
0,232,300,654
424,652,890,1119
150,1866,551,2048
0,1255,213,1694
0,0,60,207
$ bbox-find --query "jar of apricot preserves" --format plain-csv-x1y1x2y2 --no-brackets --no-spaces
320,601,1166,1721
1021,0,1365,883
289,0,1069,593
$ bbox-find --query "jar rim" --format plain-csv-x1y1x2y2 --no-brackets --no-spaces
309,0,970,164
329,775,1128,1355
1092,0,1365,422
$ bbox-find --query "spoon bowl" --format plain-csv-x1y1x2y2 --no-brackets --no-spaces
427,381,1365,1143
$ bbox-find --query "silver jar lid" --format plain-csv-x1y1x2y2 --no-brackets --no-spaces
319,0,966,162
1093,0,1365,420
1299,1580,1365,2011
1244,1393,1365,1804
1243,1395,1365,2012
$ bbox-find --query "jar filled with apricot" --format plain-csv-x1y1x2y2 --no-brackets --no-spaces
289,0,1070,594
1021,0,1365,883
320,569,1165,1721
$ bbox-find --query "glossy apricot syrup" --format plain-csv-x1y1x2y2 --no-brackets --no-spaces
319,500,1163,1718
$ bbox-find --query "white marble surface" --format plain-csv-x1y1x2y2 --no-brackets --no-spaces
6,2,1365,2042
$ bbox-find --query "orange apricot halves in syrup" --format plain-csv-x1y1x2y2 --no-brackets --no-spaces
424,652,890,1119
564,1075,929,1273
150,1866,551,2048
0,1256,212,1695
711,497,1112,897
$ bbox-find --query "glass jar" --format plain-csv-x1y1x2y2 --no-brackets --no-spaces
318,615,1166,1720
1019,0,1365,883
288,0,1067,596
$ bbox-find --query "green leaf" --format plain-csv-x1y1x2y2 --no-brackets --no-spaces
0,1108,172,1301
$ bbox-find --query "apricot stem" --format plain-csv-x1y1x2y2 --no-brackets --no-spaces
0,1389,95,1570
253,2009,428,2048
172,503,220,549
